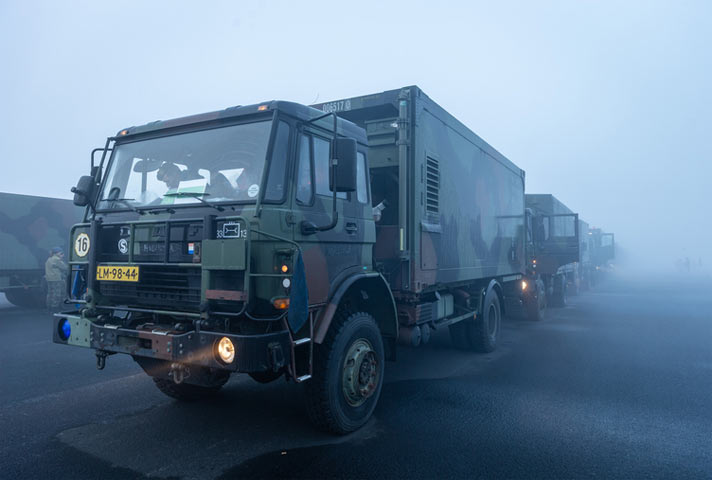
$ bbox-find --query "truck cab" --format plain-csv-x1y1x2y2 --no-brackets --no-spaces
521,196,580,321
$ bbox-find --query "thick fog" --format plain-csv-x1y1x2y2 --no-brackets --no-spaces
1,0,709,272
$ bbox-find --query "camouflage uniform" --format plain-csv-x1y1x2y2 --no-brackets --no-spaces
45,254,68,310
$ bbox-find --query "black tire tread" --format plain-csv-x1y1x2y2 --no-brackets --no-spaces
305,311,381,434
468,292,500,353
153,377,226,401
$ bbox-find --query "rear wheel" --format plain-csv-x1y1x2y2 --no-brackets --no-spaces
450,288,501,352
305,311,384,434
4,288,43,309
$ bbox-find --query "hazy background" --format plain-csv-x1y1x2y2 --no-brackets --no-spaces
1,0,709,271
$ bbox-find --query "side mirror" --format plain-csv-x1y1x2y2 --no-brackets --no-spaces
71,175,96,207
331,138,357,192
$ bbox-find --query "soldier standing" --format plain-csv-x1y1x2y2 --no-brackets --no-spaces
45,247,68,311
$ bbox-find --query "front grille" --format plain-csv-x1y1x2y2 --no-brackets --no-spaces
98,265,201,311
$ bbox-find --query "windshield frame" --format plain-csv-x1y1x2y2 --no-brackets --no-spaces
95,112,281,214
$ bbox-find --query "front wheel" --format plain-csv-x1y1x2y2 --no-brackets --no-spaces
551,274,567,307
153,376,228,401
305,311,384,434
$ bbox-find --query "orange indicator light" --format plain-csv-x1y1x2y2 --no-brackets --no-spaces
273,298,290,310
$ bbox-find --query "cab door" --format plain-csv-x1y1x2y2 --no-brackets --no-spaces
533,213,580,274
292,129,371,304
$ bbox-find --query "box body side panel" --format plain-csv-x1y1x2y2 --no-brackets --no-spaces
412,96,526,291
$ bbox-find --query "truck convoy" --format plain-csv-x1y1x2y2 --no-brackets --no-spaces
51,85,613,433
0,192,81,308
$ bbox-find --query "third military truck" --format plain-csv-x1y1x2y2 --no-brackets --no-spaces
53,86,526,433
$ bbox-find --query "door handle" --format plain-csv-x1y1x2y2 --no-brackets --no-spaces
345,222,358,234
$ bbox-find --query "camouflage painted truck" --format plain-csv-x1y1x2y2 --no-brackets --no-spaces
589,227,615,281
53,85,526,433
0,192,80,308
519,194,579,321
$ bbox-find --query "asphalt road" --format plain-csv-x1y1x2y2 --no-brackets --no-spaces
1,273,711,479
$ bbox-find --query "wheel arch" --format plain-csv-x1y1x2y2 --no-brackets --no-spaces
314,272,398,357
485,278,505,318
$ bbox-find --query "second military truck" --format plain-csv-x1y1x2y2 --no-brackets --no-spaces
0,192,80,308
53,86,526,433
520,194,579,321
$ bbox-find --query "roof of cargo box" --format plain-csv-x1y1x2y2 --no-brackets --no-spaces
525,193,575,215
312,85,524,176
113,100,366,142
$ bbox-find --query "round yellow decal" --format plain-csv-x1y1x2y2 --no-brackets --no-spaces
74,233,90,258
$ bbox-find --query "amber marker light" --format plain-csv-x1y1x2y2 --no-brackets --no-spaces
119,129,129,136
217,337,235,364
273,298,290,310
281,264,289,273
257,105,268,111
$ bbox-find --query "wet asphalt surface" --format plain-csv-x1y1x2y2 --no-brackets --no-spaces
1,272,712,479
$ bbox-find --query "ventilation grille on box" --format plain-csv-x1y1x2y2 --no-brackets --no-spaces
425,156,440,216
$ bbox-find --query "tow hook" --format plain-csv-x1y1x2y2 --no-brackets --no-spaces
95,350,109,370
169,363,190,385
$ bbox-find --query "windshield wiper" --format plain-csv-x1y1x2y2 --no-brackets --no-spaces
100,197,145,215
162,191,224,212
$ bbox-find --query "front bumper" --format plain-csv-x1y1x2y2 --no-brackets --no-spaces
52,313,290,373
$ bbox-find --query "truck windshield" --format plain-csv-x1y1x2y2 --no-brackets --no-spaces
97,121,273,210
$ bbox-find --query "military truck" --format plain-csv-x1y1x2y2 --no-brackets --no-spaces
53,86,526,433
0,192,80,308
577,218,592,289
589,227,615,279
518,194,579,321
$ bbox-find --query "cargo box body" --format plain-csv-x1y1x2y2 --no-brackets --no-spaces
0,192,82,305
315,86,526,296
0,192,80,277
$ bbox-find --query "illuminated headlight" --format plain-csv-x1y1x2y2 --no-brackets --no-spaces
216,337,235,364
521,280,528,291
58,318,71,341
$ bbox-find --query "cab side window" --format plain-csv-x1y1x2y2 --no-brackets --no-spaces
313,136,346,199
298,134,346,204
356,151,368,204
296,134,313,205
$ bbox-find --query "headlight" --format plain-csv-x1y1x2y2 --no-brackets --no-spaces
58,318,71,341
521,280,528,291
217,337,235,364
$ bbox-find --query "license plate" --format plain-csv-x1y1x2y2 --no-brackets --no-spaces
96,265,139,282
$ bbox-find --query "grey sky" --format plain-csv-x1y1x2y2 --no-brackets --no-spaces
1,0,709,268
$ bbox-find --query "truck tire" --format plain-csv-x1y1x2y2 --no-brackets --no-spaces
153,375,229,401
449,289,501,352
525,292,544,322
305,311,384,434
551,274,567,307
248,371,283,384
4,289,42,309
467,289,501,352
